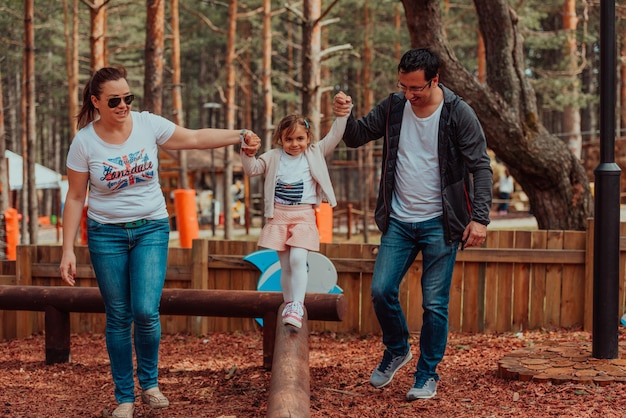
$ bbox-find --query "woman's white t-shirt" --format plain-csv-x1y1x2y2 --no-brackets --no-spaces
66,111,176,224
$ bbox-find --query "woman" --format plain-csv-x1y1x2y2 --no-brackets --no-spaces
59,65,259,418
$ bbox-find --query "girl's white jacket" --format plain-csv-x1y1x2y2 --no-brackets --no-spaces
241,115,348,219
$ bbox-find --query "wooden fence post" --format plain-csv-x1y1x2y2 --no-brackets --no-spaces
190,238,209,335
45,305,70,364
16,245,34,338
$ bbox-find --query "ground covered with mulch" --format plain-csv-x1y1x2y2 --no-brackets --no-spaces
2,328,626,417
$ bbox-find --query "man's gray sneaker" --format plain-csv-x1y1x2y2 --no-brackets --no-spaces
369,350,413,388
406,377,437,401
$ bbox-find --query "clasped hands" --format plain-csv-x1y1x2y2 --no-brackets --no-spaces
241,91,353,157
241,131,261,157
333,91,352,117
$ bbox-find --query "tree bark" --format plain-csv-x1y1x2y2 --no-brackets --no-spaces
562,0,582,159
360,0,373,243
262,0,273,153
170,0,188,189
617,25,626,136
301,0,322,140
85,0,108,71
0,65,7,214
24,0,38,244
402,0,592,230
477,31,485,84
63,0,79,139
240,18,253,233
144,0,165,114
223,0,238,239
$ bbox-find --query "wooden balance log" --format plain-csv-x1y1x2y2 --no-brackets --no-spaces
0,285,346,366
267,303,311,418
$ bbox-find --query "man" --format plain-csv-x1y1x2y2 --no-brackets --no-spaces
333,48,492,401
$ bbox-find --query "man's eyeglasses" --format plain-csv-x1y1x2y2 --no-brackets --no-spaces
107,94,135,108
397,80,432,94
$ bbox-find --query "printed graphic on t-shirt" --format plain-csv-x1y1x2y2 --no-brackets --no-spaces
100,149,154,190
275,179,304,205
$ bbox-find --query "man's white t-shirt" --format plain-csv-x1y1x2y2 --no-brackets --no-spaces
391,100,444,223
66,111,176,224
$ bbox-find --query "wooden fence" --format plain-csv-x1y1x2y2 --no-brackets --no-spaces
1,219,626,340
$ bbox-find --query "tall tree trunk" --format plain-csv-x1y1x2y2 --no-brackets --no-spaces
63,0,79,138
301,0,321,139
562,0,582,159
0,65,7,215
617,25,626,136
144,0,165,114
241,19,252,233
10,72,19,153
395,4,402,60
477,31,486,84
88,0,108,71
236,18,252,233
72,0,79,126
170,0,188,189
287,15,295,115
20,57,27,242
24,0,38,244
581,22,597,143
360,0,373,243
223,0,238,239
402,0,592,230
262,0,273,153
260,0,273,230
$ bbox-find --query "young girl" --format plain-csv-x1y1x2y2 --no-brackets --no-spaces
242,93,352,328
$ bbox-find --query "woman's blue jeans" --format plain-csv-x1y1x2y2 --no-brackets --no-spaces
87,217,170,404
371,216,458,384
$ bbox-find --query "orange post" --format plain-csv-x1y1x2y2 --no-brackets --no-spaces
173,189,200,248
4,208,20,261
315,202,333,243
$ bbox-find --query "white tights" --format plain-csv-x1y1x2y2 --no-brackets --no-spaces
277,247,309,304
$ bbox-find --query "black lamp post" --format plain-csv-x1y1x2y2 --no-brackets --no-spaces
592,0,620,359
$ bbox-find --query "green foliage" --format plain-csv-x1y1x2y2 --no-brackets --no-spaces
442,1,480,72
0,0,609,153
513,0,595,114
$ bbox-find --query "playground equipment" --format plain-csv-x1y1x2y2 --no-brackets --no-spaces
0,285,346,368
267,303,311,418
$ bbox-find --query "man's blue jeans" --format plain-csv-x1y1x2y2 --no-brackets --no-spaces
371,216,458,384
87,217,170,404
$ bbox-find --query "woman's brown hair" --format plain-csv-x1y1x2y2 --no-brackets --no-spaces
76,66,127,130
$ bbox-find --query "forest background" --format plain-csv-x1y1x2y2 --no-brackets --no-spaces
0,0,622,244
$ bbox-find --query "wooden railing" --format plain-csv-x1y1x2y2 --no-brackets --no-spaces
1,219,625,340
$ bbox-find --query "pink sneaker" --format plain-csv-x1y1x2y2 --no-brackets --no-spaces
282,301,304,328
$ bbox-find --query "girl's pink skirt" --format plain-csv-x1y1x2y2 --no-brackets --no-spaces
258,203,320,251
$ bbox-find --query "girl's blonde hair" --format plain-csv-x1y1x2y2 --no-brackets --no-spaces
272,114,313,147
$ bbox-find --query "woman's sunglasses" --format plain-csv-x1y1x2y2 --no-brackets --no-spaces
107,94,135,108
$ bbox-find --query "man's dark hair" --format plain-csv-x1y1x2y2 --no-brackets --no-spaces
398,48,440,81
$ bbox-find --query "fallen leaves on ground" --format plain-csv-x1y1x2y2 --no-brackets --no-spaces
1,328,625,417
